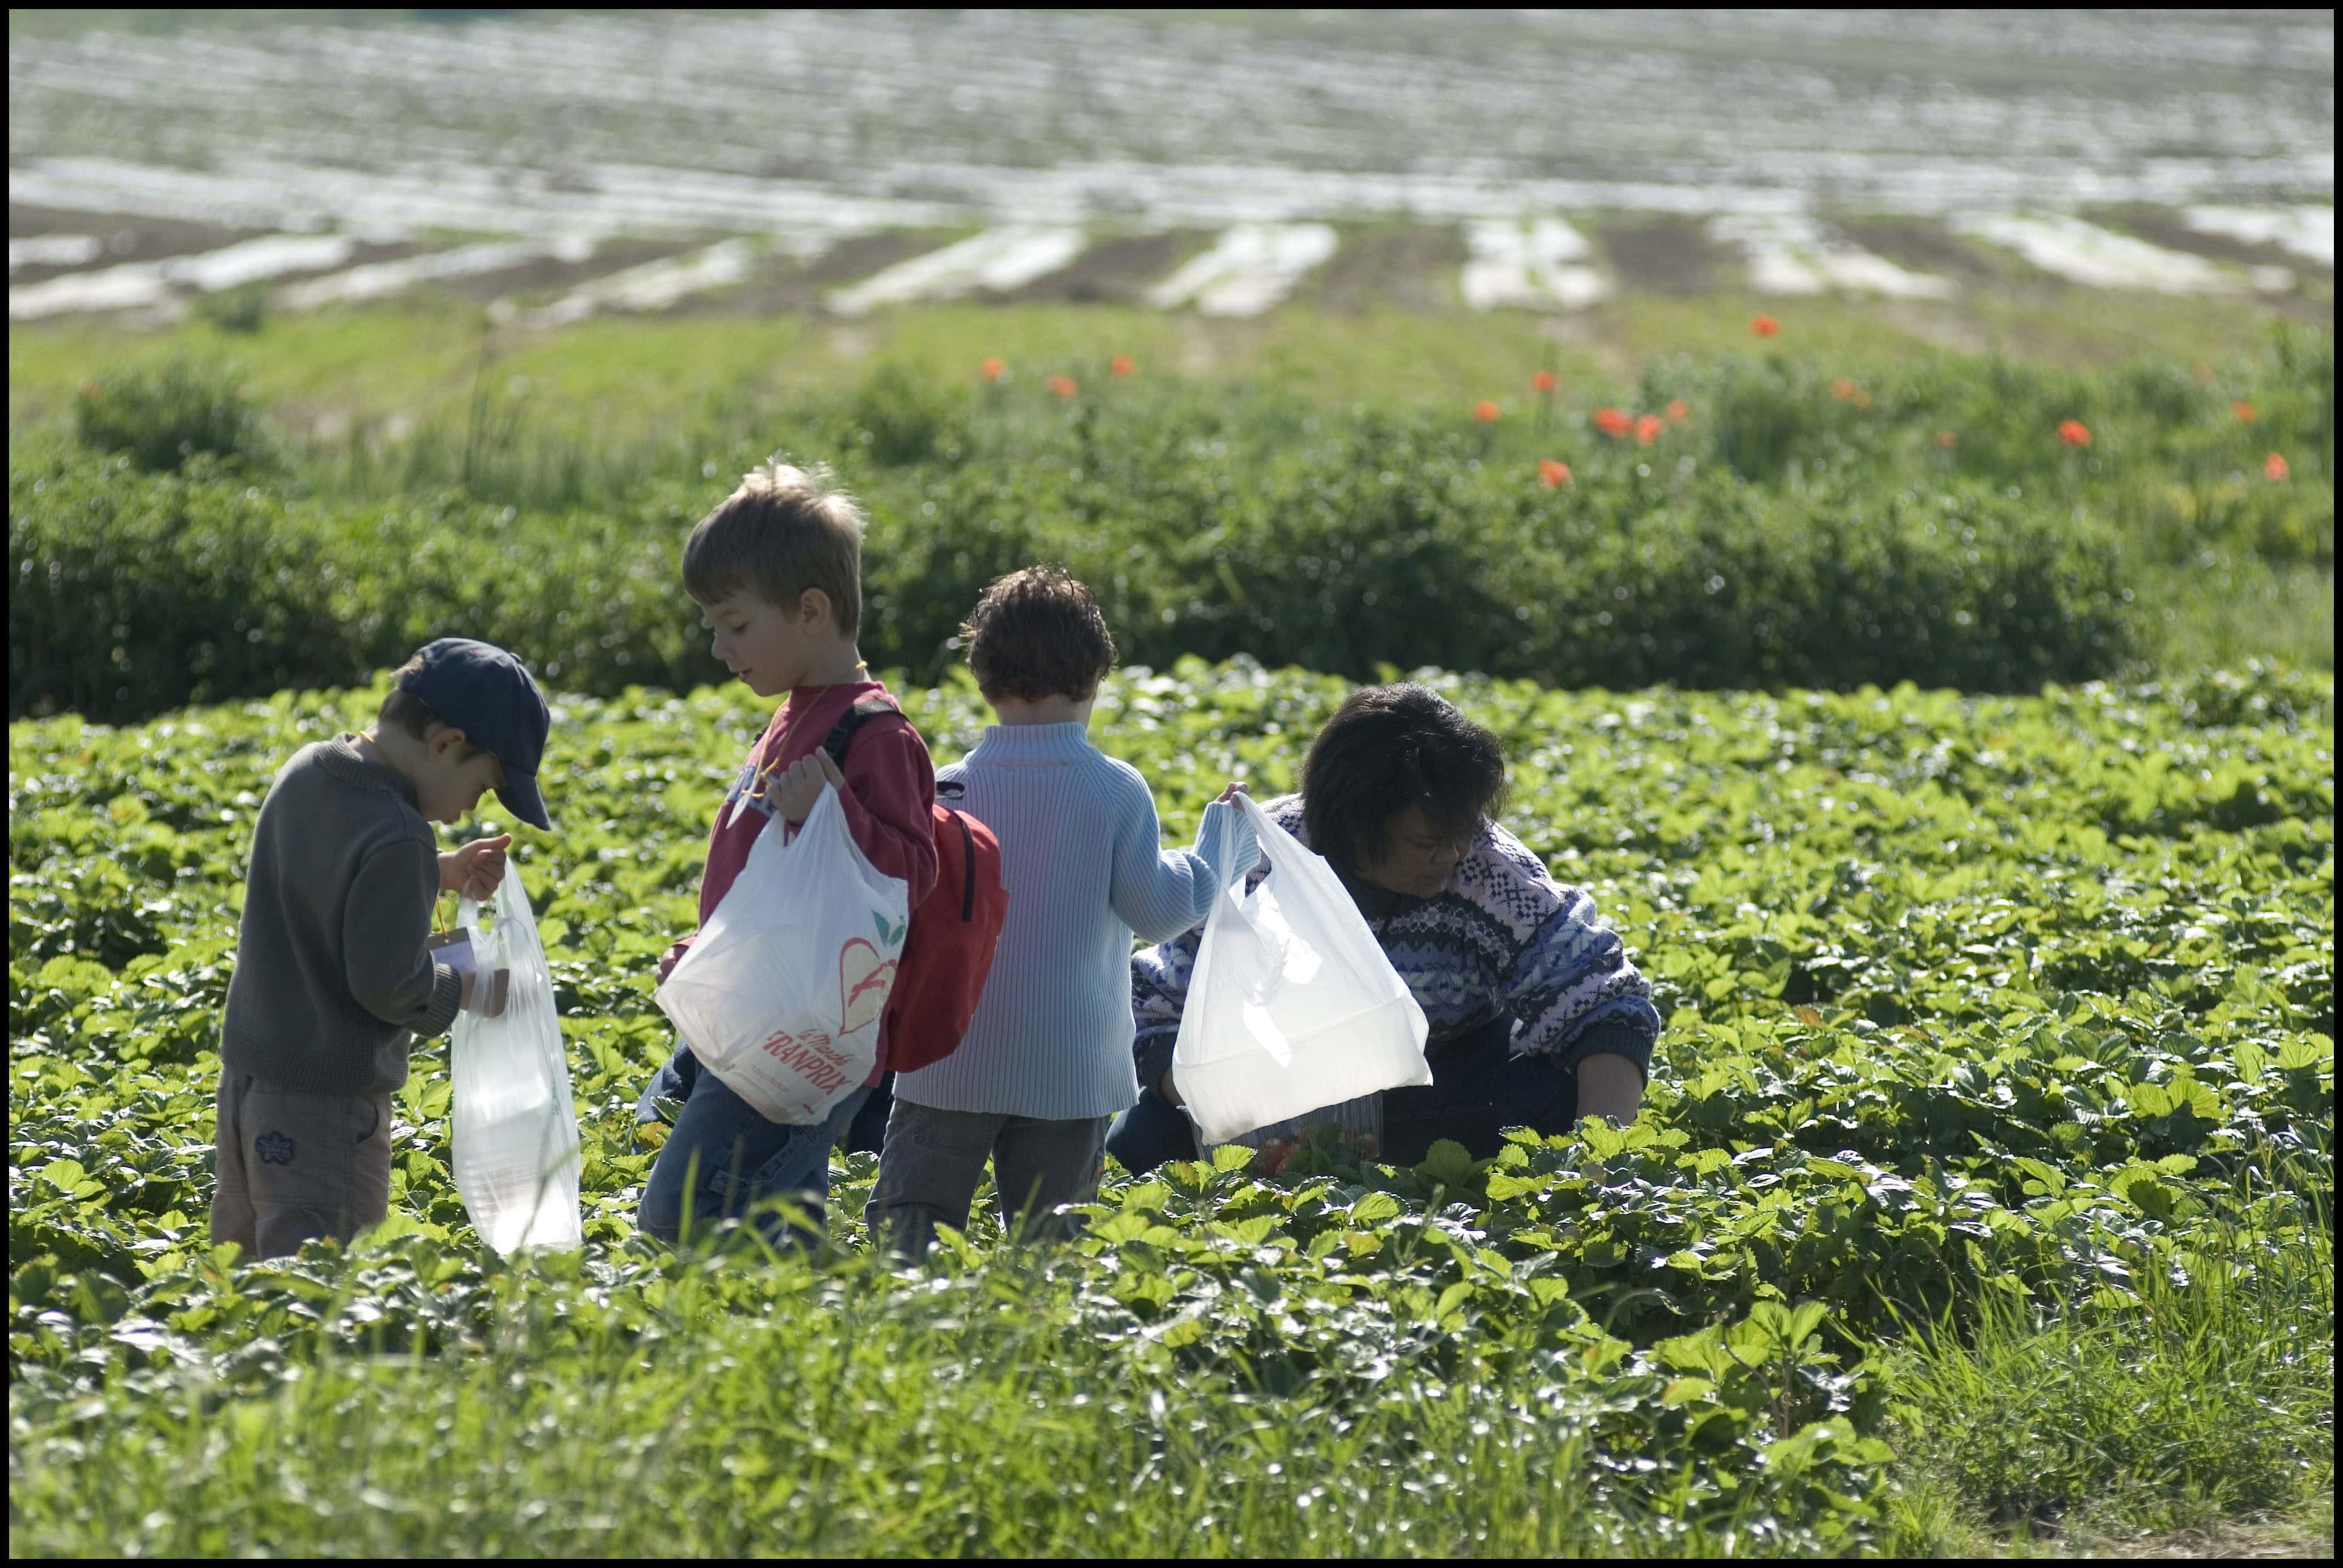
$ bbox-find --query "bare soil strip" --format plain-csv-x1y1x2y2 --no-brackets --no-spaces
1835,218,2020,290
663,230,945,318
1304,226,1469,315
1595,216,1729,296
2113,207,2333,279
437,240,697,305
999,230,1201,306
7,201,274,286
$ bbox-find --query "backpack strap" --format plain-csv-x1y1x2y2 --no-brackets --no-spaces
820,695,903,769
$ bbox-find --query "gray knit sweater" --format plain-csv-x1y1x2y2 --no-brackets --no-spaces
218,735,464,1093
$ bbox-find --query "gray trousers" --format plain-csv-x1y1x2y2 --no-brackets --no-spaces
866,1098,1110,1256
209,1071,393,1261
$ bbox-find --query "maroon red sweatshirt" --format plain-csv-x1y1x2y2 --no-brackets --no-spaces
661,679,939,1082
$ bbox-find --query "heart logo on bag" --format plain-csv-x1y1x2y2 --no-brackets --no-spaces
837,937,897,1038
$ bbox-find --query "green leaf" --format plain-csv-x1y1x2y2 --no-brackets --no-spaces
1786,1300,1828,1347
1661,1376,1717,1406
1579,1119,1631,1161
1415,1139,1477,1189
2277,1036,2331,1071
1090,1211,1155,1244
1484,1171,1547,1203
38,1158,105,1200
1210,1143,1256,1174
1654,1330,1732,1379
930,1223,980,1268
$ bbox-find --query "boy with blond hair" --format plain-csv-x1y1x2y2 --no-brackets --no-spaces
635,459,939,1248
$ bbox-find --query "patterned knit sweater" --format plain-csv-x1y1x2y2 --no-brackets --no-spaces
1132,794,1660,1096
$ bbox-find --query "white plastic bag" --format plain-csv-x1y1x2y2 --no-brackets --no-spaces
450,863,583,1255
1171,793,1431,1146
655,782,909,1125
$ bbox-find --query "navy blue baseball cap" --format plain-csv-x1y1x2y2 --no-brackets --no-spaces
398,638,552,829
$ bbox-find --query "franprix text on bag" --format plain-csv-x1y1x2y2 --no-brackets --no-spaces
655,782,911,1125
1170,794,1431,1146
450,863,585,1255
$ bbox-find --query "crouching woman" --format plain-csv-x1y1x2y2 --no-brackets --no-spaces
1107,683,1659,1175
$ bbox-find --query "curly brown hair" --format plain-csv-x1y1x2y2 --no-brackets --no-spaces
958,566,1118,702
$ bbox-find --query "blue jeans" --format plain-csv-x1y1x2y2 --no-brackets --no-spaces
637,1043,872,1249
1106,1014,1578,1175
842,1071,894,1156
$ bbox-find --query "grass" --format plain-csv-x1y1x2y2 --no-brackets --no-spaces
8,286,2315,442
2135,560,2335,673
1884,1192,2335,1557
10,1183,2329,1557
5,1246,1765,1557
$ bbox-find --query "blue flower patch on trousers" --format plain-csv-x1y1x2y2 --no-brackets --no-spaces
255,1130,295,1165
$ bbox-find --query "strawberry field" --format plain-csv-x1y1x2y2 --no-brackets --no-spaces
8,655,2333,1555
7,5,2332,1551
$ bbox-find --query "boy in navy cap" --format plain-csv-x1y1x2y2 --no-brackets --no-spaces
209,637,554,1260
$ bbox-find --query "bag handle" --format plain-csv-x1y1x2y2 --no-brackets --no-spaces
455,861,517,952
1234,792,1310,871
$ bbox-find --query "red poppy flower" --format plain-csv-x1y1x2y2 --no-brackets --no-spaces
2057,419,2092,447
1047,374,1078,399
980,358,1005,382
1634,413,1663,445
1832,377,1856,400
1532,370,1558,393
1110,355,1135,377
1852,390,1872,410
1933,430,1958,449
1593,407,1631,438
1751,315,1780,337
1473,399,1501,422
2264,451,2289,482
2232,400,2256,422
1538,459,1571,488
1665,399,1689,422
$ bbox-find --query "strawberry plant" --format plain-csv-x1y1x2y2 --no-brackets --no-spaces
7,658,2330,1553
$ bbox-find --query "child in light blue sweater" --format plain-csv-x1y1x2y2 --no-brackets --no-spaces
868,566,1253,1254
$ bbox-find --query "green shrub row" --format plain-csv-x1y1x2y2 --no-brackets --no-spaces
13,332,2332,721
854,416,2136,692
11,441,2131,724
10,446,686,722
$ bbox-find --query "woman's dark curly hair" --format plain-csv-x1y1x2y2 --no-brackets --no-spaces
1300,684,1507,871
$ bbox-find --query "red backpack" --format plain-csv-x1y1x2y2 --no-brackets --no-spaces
822,697,1008,1073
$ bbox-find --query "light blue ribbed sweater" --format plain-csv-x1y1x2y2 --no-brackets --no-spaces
894,722,1255,1120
